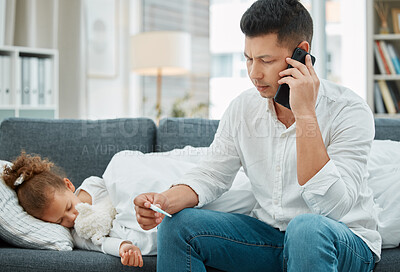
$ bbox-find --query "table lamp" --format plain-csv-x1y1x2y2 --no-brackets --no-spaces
131,31,191,123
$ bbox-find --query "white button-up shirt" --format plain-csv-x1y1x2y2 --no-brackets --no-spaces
176,79,382,260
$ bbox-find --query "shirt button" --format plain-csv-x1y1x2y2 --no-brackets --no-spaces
276,165,281,172
274,199,279,205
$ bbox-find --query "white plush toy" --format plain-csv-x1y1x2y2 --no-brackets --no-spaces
74,197,117,246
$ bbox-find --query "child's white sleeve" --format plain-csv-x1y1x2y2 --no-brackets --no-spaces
72,229,126,257
101,237,126,257
110,220,158,256
72,229,102,253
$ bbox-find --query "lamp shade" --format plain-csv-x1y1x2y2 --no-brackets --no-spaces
131,31,191,76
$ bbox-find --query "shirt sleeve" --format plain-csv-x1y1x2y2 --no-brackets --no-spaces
109,220,158,256
101,237,126,257
172,99,242,207
300,101,375,220
75,176,109,204
72,229,126,257
72,229,102,253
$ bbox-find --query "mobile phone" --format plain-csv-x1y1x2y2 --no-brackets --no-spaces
274,47,316,109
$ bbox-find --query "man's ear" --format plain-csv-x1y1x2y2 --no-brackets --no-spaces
297,41,310,53
64,178,75,193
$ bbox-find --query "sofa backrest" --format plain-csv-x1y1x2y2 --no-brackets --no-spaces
157,118,400,149
156,118,220,152
0,117,398,187
374,118,400,141
0,118,156,187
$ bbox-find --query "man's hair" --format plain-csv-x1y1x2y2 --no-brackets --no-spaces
240,0,313,50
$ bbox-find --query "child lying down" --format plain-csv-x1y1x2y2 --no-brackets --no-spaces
2,146,257,267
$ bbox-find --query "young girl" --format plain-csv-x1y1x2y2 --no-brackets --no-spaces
1,152,145,267
2,147,256,267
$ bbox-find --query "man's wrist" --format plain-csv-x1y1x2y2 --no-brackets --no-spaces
162,185,199,214
294,111,317,121
295,114,319,139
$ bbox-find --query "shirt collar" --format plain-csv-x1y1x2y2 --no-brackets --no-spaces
266,98,275,113
315,81,324,110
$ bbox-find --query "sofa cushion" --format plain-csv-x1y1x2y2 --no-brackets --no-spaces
0,247,223,272
0,248,156,272
0,118,156,188
0,160,73,251
374,247,400,271
156,118,219,152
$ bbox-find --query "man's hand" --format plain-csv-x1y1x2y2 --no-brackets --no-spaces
134,192,169,230
278,53,328,186
119,242,143,267
134,185,199,230
278,54,320,118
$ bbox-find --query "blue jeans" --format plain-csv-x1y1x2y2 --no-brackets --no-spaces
157,209,375,272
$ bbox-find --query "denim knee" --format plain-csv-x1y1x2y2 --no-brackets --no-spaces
287,213,324,228
284,213,332,247
158,208,194,241
159,208,214,244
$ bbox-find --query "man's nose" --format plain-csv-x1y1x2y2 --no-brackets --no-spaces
249,62,263,80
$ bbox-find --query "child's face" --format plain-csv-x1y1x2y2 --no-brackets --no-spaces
40,179,82,228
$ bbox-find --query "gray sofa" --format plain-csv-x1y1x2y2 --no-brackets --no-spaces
0,117,399,271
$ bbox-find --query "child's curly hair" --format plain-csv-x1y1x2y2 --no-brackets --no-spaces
2,151,67,218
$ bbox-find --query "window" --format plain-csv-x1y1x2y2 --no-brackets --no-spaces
209,0,367,119
212,54,233,77
209,0,254,119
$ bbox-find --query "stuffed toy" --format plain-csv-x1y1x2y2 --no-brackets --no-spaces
74,197,117,245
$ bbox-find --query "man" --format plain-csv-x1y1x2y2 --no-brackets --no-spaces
134,0,381,271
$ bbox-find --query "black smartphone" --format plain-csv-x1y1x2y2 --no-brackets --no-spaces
274,47,316,109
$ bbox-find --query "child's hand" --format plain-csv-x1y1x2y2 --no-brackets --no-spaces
119,241,143,267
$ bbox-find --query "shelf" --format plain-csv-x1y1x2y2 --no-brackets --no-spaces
374,75,400,80
19,105,57,110
374,34,400,40
0,106,16,110
374,113,400,119
0,46,59,121
0,45,57,55
18,109,56,119
368,0,400,118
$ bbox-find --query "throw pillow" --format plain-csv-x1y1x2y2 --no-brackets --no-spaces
367,140,400,248
0,160,73,250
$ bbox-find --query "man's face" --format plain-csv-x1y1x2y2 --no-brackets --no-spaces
244,33,292,99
